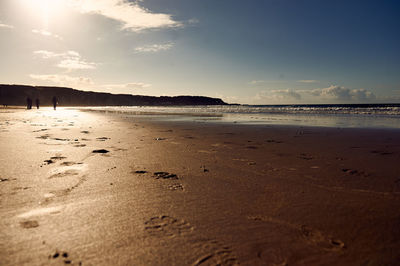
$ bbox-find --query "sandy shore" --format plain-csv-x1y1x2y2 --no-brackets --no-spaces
1,108,399,265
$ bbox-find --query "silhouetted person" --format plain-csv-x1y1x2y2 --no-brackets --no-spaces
26,97,32,109
36,98,40,109
52,96,57,110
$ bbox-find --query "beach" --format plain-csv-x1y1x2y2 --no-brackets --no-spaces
1,108,399,265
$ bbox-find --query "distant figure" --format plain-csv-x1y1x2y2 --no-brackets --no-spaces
26,97,32,109
36,98,40,109
52,96,57,110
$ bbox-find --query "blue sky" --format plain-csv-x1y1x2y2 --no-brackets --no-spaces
0,0,399,104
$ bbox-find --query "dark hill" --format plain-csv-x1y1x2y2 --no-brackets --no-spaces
0,84,227,106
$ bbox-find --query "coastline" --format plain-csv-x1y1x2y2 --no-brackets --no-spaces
1,108,399,265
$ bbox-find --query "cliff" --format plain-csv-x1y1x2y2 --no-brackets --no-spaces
0,84,227,106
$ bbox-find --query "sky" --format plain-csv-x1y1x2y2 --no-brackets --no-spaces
0,0,399,104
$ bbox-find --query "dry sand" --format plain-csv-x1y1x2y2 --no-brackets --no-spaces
0,108,399,265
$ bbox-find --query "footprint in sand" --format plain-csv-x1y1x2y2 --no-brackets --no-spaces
37,134,51,139
74,144,86,147
20,220,39,229
246,146,258,149
49,250,81,265
43,156,67,165
298,153,313,160
266,139,283,144
342,168,370,177
112,147,128,152
370,150,394,156
133,171,178,179
33,128,48,133
192,239,238,266
168,183,184,191
256,248,287,266
48,169,80,179
301,225,345,251
200,165,209,172
45,163,88,199
144,215,193,237
153,172,178,180
45,174,87,202
60,162,82,166
133,170,148,174
248,216,345,252
96,137,109,141
92,149,109,154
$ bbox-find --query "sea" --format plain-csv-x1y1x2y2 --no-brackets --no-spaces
80,104,400,129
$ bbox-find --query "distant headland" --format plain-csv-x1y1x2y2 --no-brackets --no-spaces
0,84,228,106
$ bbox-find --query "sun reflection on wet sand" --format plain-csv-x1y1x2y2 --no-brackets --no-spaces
18,206,63,218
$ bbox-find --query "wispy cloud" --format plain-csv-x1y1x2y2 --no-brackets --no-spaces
33,50,97,70
134,42,174,53
297,80,319,83
29,74,94,87
254,85,376,103
102,82,151,91
0,22,14,29
67,0,182,32
305,85,376,101
32,29,63,40
249,80,288,85
215,93,239,104
249,80,266,85
256,89,302,101
188,18,200,25
33,50,61,59
57,58,96,70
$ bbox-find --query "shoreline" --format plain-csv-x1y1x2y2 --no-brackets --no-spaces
1,108,399,265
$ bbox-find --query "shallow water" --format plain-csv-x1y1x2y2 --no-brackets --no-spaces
79,104,400,129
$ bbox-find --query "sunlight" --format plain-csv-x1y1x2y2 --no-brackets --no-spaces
19,0,66,28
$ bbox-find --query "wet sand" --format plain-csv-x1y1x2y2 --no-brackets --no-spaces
1,108,399,265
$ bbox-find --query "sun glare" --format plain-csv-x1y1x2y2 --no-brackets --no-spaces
20,0,66,28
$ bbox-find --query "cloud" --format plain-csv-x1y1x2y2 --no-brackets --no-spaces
307,85,376,101
32,29,63,40
33,50,97,70
29,74,94,87
33,50,60,59
256,89,302,101
102,82,151,91
249,80,266,85
349,88,376,101
67,0,182,32
0,22,14,29
249,80,288,85
188,18,199,25
134,42,174,53
215,94,239,104
57,58,96,70
297,80,319,83
253,85,377,103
